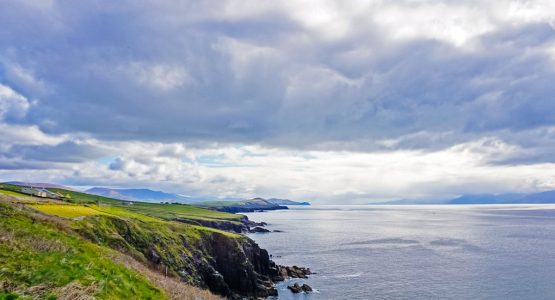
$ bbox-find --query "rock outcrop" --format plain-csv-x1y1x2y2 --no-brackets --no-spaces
249,226,270,233
174,215,270,234
276,265,312,280
76,214,296,299
287,283,313,293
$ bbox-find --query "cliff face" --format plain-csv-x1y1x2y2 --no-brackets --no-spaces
201,233,279,298
174,215,268,234
75,215,279,299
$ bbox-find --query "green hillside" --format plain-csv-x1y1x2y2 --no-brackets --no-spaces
0,185,280,299
0,202,164,300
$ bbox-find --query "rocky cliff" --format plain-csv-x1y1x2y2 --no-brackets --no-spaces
75,214,282,298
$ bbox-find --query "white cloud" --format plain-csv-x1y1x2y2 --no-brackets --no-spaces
0,84,30,120
3,139,555,203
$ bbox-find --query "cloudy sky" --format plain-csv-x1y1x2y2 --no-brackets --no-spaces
1,0,555,203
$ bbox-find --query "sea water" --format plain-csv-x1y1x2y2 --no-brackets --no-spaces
244,205,555,300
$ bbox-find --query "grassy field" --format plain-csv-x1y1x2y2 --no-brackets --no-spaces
29,204,108,219
122,202,244,223
40,189,243,223
0,179,253,299
0,183,252,300
1,184,243,225
27,202,240,238
0,192,229,300
47,188,122,205
0,201,165,300
0,189,27,197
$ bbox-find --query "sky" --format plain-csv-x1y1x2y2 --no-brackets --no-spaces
1,0,555,203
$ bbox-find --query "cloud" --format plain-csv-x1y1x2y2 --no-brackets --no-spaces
1,1,555,201
1,141,554,203
0,1,549,149
0,84,30,121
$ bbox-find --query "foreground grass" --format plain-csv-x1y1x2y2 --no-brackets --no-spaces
1,194,226,299
0,201,164,299
111,253,222,300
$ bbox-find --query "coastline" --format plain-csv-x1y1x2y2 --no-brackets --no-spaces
242,208,315,299
0,190,312,300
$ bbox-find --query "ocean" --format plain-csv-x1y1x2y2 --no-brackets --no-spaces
244,205,555,300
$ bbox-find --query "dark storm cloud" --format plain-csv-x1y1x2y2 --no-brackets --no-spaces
1,1,555,157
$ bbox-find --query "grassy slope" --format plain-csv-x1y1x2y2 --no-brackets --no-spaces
0,201,164,300
2,184,241,223
0,186,234,300
123,202,243,223
45,188,243,223
29,204,109,219
0,189,27,197
197,200,243,207
47,188,122,205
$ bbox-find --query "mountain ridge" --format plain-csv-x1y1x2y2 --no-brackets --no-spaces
84,187,209,203
378,190,555,205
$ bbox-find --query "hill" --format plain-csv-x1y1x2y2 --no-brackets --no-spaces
84,187,209,203
4,181,76,191
449,191,555,204
198,197,289,213
267,198,310,206
0,183,301,299
378,190,555,205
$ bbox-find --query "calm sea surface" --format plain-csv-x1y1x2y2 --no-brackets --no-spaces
243,205,555,300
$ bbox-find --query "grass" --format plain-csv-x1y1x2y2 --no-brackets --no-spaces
197,200,243,207
0,201,165,299
0,189,27,197
29,204,107,219
26,203,240,239
46,188,123,205
0,186,245,300
111,253,223,300
73,208,241,286
43,188,243,223
122,202,244,223
4,184,243,225
0,184,25,193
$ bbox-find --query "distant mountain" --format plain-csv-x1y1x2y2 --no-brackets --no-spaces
447,191,555,204
4,181,76,191
373,198,449,205
448,193,528,204
85,187,208,203
267,198,310,205
377,190,555,205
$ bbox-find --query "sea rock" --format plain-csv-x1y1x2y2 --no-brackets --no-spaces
288,283,303,293
249,226,271,233
301,284,313,292
281,265,312,278
287,283,313,294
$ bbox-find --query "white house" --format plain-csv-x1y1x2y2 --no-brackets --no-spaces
20,187,61,199
22,187,48,197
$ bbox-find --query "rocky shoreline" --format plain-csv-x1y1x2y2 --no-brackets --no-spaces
241,216,314,297
174,214,275,234
152,213,312,298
